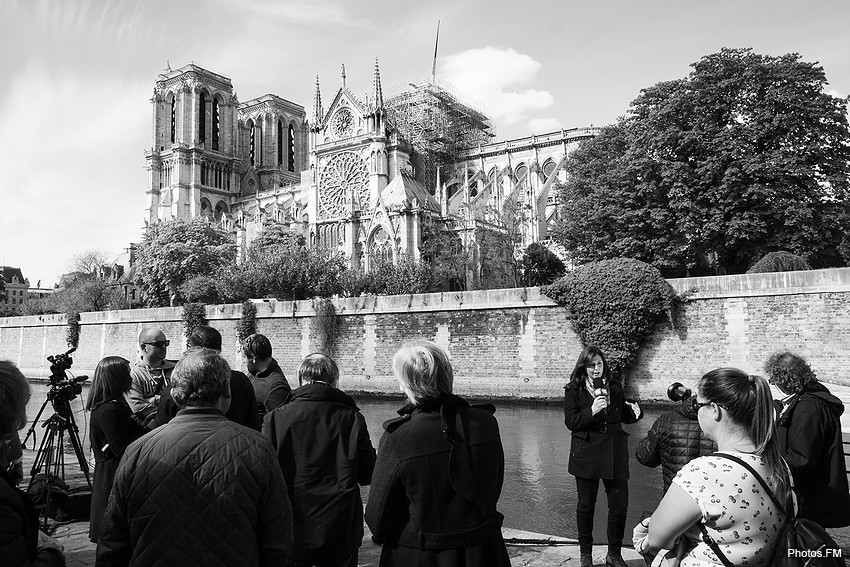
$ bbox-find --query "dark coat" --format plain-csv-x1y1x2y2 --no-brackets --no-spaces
156,370,261,431
0,466,37,567
88,398,148,542
365,393,510,567
250,359,291,418
564,380,641,480
634,398,716,491
774,383,850,528
263,382,376,564
97,407,293,567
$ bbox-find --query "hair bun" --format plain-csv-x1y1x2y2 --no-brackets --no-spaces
748,374,755,385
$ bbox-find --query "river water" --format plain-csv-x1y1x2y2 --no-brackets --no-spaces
24,383,666,542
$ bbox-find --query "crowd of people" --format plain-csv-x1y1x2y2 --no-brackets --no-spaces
0,328,848,567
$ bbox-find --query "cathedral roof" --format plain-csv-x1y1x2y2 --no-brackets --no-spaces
380,171,440,212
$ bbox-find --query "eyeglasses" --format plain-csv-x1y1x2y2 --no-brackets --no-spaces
586,362,604,371
143,340,170,349
690,399,713,413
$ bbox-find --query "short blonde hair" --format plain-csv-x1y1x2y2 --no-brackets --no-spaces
392,340,453,405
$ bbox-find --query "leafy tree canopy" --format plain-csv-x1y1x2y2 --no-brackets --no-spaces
521,242,566,286
552,48,850,276
134,218,236,306
746,251,812,274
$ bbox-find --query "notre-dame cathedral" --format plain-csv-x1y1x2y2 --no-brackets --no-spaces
144,61,599,286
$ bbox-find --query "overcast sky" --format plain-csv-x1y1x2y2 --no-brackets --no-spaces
1,0,848,287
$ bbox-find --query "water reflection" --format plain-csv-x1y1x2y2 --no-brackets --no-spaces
23,384,667,540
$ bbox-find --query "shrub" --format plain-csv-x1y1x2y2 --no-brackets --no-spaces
542,258,676,377
521,242,566,286
747,251,812,274
181,302,208,347
66,310,80,349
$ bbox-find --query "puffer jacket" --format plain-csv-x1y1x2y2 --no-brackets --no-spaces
97,407,293,566
365,393,510,567
0,466,37,567
775,382,850,527
264,382,376,565
634,398,716,491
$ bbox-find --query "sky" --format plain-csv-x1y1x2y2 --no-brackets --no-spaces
1,0,849,287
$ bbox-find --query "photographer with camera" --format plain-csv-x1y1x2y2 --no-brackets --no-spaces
127,328,176,428
635,382,716,492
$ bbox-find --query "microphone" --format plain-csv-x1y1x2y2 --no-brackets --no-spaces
592,374,608,416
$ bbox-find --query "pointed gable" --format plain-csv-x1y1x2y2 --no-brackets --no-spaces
380,171,440,212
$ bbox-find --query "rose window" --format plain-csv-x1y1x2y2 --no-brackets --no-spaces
318,152,369,220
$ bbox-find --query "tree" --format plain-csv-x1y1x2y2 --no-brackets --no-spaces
22,276,128,315
134,218,236,306
747,251,812,274
70,250,110,277
521,243,566,286
553,48,850,276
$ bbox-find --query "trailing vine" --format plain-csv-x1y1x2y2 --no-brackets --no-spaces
313,298,339,355
542,258,677,378
237,300,258,343
181,302,208,347
66,310,80,349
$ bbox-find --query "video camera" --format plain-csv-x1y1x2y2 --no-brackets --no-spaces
667,382,692,402
46,347,88,403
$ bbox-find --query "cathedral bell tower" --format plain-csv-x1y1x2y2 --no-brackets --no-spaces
145,63,240,223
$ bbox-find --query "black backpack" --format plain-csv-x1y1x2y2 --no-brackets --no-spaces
700,453,845,567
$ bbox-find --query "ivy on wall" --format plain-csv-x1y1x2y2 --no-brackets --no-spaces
542,258,677,378
181,302,208,347
313,298,338,355
66,310,80,349
237,300,257,343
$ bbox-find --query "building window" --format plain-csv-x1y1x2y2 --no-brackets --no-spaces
543,160,557,182
277,120,283,166
170,95,176,143
212,98,220,151
198,92,207,145
288,124,295,172
249,121,256,166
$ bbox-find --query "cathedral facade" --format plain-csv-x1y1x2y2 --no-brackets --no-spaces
144,61,599,283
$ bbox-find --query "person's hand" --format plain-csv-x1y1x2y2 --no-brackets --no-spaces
627,400,642,419
632,517,654,562
591,395,608,415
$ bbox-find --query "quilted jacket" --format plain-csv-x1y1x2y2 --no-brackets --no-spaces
634,398,716,491
97,407,293,566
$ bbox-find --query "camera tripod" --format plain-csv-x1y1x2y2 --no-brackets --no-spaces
23,390,92,531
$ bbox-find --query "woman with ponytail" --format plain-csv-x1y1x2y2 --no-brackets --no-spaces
632,368,792,566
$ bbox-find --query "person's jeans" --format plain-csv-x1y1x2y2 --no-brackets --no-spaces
575,477,628,555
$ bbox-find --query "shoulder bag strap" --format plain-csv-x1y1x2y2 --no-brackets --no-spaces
698,523,736,567
713,452,788,516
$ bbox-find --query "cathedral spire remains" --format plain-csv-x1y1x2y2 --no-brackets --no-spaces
311,75,324,129
372,57,384,112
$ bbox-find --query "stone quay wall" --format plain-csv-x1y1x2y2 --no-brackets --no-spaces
1,268,849,400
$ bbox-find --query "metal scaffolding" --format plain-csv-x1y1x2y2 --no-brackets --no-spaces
385,79,494,193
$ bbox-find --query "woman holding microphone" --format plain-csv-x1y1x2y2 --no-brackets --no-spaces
564,346,642,567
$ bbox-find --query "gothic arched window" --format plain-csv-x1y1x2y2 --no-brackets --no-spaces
369,226,393,268
277,120,283,166
170,94,177,144
288,124,295,172
199,91,207,144
543,160,557,182
248,120,256,166
212,97,220,151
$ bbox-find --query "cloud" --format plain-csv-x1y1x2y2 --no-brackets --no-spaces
214,0,369,27
439,47,558,131
526,117,565,133
0,62,149,285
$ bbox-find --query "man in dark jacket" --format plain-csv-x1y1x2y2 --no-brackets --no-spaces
635,394,716,491
264,353,376,567
155,325,261,430
765,351,850,528
97,348,293,566
243,333,291,418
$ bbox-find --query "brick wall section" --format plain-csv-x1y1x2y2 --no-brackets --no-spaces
2,268,849,399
